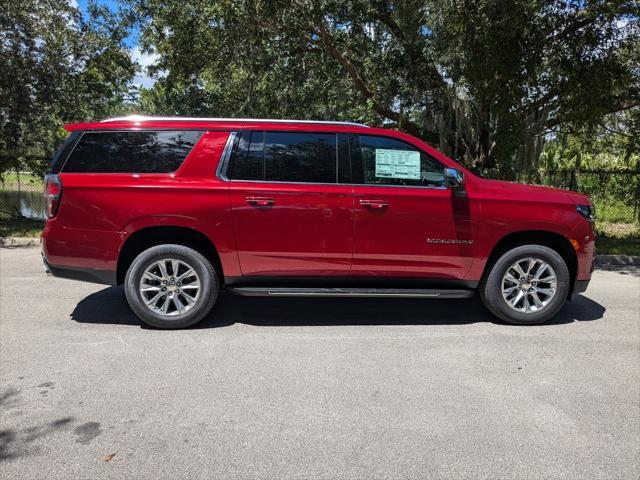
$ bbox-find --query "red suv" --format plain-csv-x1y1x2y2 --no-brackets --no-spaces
42,116,595,328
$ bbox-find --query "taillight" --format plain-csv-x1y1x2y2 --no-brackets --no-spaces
44,174,62,218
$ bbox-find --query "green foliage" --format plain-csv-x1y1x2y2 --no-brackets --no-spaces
540,109,640,171
0,0,136,176
132,0,371,124
1,0,638,178
131,0,639,170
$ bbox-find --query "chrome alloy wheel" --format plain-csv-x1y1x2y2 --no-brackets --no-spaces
501,257,557,313
139,258,201,316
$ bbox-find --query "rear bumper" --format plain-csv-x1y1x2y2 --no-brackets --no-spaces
41,219,120,270
42,254,116,285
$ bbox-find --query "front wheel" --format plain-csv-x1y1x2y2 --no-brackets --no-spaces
480,245,570,325
124,244,219,329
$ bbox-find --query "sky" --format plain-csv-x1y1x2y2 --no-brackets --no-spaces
72,0,158,88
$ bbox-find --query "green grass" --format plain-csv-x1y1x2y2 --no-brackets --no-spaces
593,219,640,255
596,221,639,237
596,235,640,256
0,217,44,238
0,172,43,188
592,199,638,224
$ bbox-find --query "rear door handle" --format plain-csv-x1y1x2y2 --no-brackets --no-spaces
245,196,275,207
359,199,388,210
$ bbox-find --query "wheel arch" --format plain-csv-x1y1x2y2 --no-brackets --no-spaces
117,226,223,285
481,230,578,296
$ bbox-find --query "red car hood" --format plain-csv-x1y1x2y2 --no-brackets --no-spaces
477,178,590,205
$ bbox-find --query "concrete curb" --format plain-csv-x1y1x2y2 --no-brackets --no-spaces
594,254,640,267
1,236,639,267
0,237,42,248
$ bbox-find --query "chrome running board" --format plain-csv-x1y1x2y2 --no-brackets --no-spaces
227,287,474,299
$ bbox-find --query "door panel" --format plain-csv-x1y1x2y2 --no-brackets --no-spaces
226,130,354,276
347,132,474,280
352,186,473,279
230,182,354,276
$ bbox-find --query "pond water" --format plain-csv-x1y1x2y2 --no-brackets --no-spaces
0,190,46,219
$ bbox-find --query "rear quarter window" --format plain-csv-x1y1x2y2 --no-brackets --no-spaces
50,131,81,173
62,130,203,173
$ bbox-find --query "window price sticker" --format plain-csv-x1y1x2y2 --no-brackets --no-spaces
375,149,421,180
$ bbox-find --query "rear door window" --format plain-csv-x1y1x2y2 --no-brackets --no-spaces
227,131,337,183
228,131,264,180
62,130,203,173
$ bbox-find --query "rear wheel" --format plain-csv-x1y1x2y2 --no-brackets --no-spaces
124,244,219,329
480,245,570,325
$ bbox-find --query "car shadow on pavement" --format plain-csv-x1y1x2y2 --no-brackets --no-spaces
70,286,606,329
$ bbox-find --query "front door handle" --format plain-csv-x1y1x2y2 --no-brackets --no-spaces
359,199,389,210
245,196,275,207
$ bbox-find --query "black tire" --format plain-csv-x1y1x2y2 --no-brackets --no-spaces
124,244,219,329
479,244,570,325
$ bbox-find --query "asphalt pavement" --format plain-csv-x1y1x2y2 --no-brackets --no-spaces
1,246,639,479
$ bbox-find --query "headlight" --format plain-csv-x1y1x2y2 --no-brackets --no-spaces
576,204,595,221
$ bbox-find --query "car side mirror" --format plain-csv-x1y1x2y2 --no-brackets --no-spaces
444,168,465,190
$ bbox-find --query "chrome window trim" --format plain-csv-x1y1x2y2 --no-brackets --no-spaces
216,131,238,181
225,178,448,190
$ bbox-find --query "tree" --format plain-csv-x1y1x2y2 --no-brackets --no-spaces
132,0,639,174
0,0,136,176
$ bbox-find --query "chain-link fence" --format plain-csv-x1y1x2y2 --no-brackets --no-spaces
513,170,640,233
0,173,46,220
1,170,639,228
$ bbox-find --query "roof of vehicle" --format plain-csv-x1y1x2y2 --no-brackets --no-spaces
62,115,469,174
65,115,372,132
